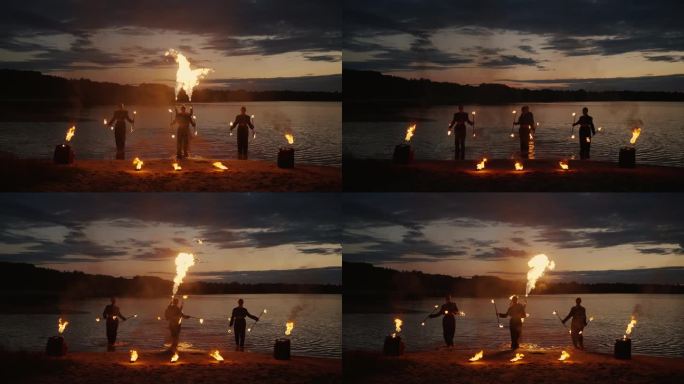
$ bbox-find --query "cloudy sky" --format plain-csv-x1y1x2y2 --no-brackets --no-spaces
343,194,684,284
344,0,684,91
0,194,341,285
0,0,341,91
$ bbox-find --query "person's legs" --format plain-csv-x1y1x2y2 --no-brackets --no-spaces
106,322,118,350
182,133,189,158
459,136,466,160
176,131,183,159
170,325,180,352
511,322,522,349
443,320,455,346
237,128,249,160
519,133,529,159
115,127,126,160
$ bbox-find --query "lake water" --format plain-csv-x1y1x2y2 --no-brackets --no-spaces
0,101,341,166
0,294,341,358
344,102,684,167
343,294,684,358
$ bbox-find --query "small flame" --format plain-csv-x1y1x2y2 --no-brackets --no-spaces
133,157,143,170
421,322,425,326
103,118,107,125
586,137,591,143
199,318,204,325
165,49,211,101
499,324,504,328
95,317,101,322
65,126,76,142
182,295,189,300
172,253,195,297
210,350,224,361
169,108,174,113
558,351,570,361
514,162,524,171
157,316,161,321
285,321,294,336
394,318,403,333
469,350,484,362
629,127,641,144
130,350,138,363
460,311,466,317
172,163,182,171
490,299,495,304
559,161,569,170
213,162,228,170
404,124,416,142
445,310,449,314
572,112,576,117
589,316,594,321
526,254,555,296
171,353,179,363
512,110,517,115
624,316,637,338
285,134,295,145
598,127,603,132
510,133,515,138
476,158,487,170
510,353,524,362
57,318,69,334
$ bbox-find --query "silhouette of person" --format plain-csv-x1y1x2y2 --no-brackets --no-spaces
229,298,259,351
573,107,596,160
106,104,134,160
499,295,527,350
230,106,255,160
170,105,196,159
448,105,474,160
102,297,127,351
428,295,460,347
514,106,535,159
563,297,588,349
164,297,190,353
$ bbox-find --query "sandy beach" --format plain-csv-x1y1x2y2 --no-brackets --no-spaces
2,349,341,384
344,159,684,191
0,157,341,192
344,348,683,384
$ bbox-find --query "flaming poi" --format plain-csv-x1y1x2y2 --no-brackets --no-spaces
172,252,195,297
212,162,228,170
130,350,138,363
510,353,524,362
469,350,484,362
285,321,295,336
525,254,555,296
165,49,211,101
629,127,641,145
58,317,69,334
171,352,179,363
476,158,487,170
558,350,570,361
404,124,416,142
285,134,295,145
210,350,224,361
132,157,143,171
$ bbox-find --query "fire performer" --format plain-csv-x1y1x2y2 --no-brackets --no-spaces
164,297,190,353
170,105,196,160
106,104,135,160
229,298,259,351
229,106,255,160
513,106,535,159
562,297,588,349
102,297,128,351
447,105,474,160
498,295,527,350
572,107,596,160
427,295,460,347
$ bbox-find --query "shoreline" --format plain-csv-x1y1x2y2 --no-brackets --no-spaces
344,159,684,191
0,157,341,192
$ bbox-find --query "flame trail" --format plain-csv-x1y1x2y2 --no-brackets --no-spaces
525,254,555,296
285,322,295,336
58,318,69,334
164,49,211,101
172,252,195,297
171,352,179,363
210,350,224,361
130,350,138,362
213,162,228,170
469,350,484,362
510,353,524,362
404,124,416,142
285,133,295,145
65,126,76,142
629,127,641,144
558,350,570,361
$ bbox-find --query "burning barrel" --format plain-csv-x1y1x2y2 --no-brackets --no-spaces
45,336,67,356
383,335,405,356
274,338,291,360
614,338,631,359
618,147,636,168
278,133,295,169
393,144,414,165
54,144,74,164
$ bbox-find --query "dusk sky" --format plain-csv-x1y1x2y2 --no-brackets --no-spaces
343,194,684,284
344,0,684,91
0,0,341,91
0,194,341,285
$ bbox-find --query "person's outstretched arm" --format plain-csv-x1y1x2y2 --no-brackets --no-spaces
230,116,239,132
590,117,596,135
448,114,457,129
429,305,445,318
247,310,259,321
562,308,574,324
125,112,134,124
499,308,510,318
107,114,117,126
229,309,236,326
103,306,109,319
117,308,127,321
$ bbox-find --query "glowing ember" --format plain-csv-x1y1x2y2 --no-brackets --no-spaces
404,124,416,142
514,162,524,171
212,162,228,170
171,353,179,363
172,163,182,171
624,316,637,338
65,126,76,142
476,158,487,170
132,157,143,171
559,161,569,170
285,321,294,336
172,253,195,297
57,318,69,334
526,254,555,296
469,350,484,362
629,127,641,144
130,350,138,363
210,350,224,361
510,353,524,362
558,350,570,361
164,49,211,101
285,134,295,145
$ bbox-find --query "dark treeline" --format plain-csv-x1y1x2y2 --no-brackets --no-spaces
0,262,341,302
344,69,684,107
0,69,341,110
344,262,684,301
